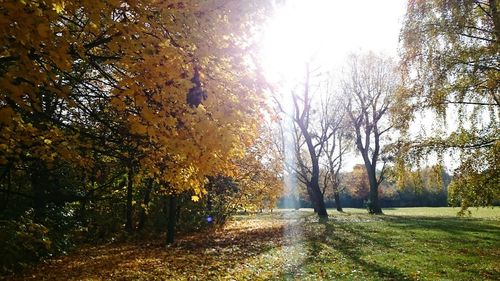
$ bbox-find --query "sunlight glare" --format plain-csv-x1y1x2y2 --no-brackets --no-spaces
259,0,405,83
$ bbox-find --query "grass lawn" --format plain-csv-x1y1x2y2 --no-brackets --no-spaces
7,207,500,281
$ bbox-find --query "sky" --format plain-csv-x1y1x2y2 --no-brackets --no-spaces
259,0,408,171
260,0,407,83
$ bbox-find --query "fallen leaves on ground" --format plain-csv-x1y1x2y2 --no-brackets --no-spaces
8,213,300,281
5,208,500,281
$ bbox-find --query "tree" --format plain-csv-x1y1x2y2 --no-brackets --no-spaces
320,90,350,212
344,164,370,205
272,63,332,218
271,62,352,216
290,64,334,218
399,0,500,210
0,0,273,253
341,52,399,214
232,124,283,212
389,165,450,207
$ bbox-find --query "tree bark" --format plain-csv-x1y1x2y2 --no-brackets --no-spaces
0,165,12,212
309,180,328,218
305,183,317,212
489,0,500,41
31,161,48,223
166,195,177,244
333,191,343,212
125,166,134,233
297,119,328,218
137,178,153,231
365,164,382,214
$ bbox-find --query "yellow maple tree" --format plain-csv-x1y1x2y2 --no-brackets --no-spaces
0,0,271,203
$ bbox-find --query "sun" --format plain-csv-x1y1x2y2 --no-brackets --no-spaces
258,0,405,84
259,0,334,83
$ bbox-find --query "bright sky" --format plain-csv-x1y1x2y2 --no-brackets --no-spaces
260,0,407,83
259,0,407,171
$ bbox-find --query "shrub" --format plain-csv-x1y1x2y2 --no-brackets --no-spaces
0,210,51,275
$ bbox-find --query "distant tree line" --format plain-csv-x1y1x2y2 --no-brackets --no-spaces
279,164,451,209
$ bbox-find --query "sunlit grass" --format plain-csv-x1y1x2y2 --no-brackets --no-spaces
299,207,500,218
11,207,500,281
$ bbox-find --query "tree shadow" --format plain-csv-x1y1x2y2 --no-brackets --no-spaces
381,215,500,238
8,213,499,280
323,222,412,280
8,224,287,281
309,215,500,280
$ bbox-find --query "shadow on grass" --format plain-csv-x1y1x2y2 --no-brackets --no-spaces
381,216,500,278
305,214,500,280
381,215,500,237
9,225,286,281
9,212,500,280
325,222,411,280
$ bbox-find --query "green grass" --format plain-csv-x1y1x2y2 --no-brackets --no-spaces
290,207,500,280
10,207,500,281
229,207,500,280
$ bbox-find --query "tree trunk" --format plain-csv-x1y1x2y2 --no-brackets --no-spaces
365,166,382,214
137,178,153,231
166,195,177,244
0,166,12,212
333,191,343,212
303,163,328,218
125,167,134,233
31,161,48,223
310,180,328,218
490,0,500,40
78,197,87,223
308,163,328,218
305,183,317,212
293,65,328,219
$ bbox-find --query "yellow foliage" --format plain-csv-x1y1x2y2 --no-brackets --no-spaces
0,0,270,198
0,107,14,125
52,1,64,13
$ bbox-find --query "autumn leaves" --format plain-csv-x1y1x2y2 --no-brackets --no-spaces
0,0,272,199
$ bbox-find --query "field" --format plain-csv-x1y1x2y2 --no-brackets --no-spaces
8,207,500,281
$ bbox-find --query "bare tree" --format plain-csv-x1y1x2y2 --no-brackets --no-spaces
292,64,352,217
341,52,398,214
323,126,350,211
272,63,330,218
272,62,353,218
289,63,340,219
316,80,351,213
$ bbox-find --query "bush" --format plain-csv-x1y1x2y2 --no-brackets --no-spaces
0,210,51,275
144,176,240,235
